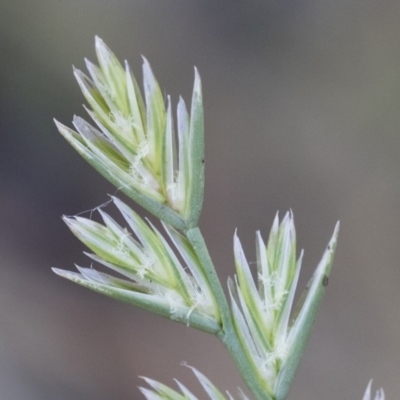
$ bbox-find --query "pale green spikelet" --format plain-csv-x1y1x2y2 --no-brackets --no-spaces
55,37,204,230
228,212,339,399
363,380,385,400
53,197,220,333
139,365,250,400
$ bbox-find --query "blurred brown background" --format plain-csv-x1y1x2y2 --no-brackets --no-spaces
1,1,399,399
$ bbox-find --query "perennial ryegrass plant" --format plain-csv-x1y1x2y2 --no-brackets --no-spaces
54,37,384,400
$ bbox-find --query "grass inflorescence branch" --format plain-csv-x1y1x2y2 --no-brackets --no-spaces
52,36,381,400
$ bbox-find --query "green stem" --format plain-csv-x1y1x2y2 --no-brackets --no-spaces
186,227,273,400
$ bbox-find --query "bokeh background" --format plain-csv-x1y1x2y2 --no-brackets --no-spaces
1,1,400,399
